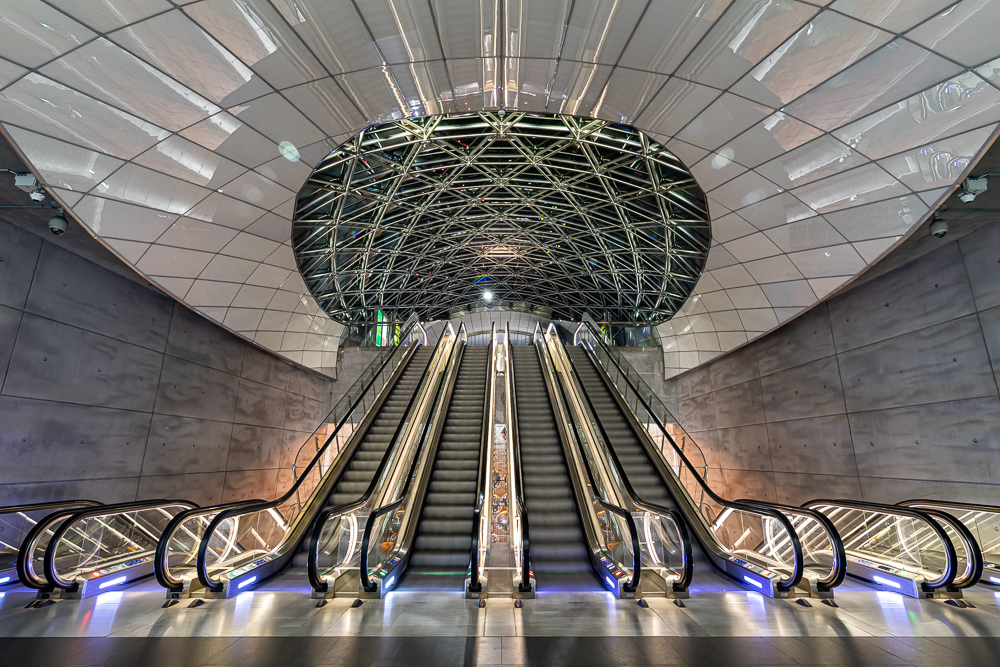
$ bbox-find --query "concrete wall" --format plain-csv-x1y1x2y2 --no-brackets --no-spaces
660,221,1000,506
0,218,335,507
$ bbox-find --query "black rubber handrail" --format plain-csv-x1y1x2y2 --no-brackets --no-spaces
306,327,451,593
537,329,641,593
738,499,846,591
2,500,101,580
44,498,196,590
580,322,804,591
17,508,88,589
155,499,264,590
563,349,694,591
0,500,101,516
505,323,533,593
919,508,983,589
804,498,960,590
893,501,985,588
468,323,496,593
359,328,465,592
197,323,420,591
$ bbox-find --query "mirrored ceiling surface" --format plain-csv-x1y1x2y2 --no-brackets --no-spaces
1,0,998,375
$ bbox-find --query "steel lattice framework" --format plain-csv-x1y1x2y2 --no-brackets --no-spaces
293,112,711,326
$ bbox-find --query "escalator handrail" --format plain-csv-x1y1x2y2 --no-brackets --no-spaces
197,323,421,591
2,500,102,580
580,322,722,505
737,499,846,591
358,326,465,592
306,326,453,592
901,499,999,583
918,507,983,589
537,329,641,592
563,350,694,590
44,498,197,590
577,331,804,590
0,500,101,516
900,498,1000,514
804,498,960,589
469,323,496,593
17,508,90,589
154,499,265,590
505,323,532,592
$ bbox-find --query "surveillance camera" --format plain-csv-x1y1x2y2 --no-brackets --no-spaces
958,190,977,203
48,214,67,236
29,188,46,202
929,218,948,238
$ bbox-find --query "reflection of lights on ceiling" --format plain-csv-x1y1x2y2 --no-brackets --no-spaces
279,141,300,162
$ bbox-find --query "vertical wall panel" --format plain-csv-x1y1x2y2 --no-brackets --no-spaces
0,220,41,310
0,218,336,506
662,220,1000,506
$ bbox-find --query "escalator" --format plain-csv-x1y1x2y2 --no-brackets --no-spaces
403,346,489,590
567,347,672,509
325,347,434,507
166,326,440,598
571,322,826,598
510,346,598,592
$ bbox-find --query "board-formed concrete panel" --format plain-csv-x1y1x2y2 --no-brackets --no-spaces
0,221,41,310
849,397,1000,485
234,377,287,429
141,414,234,476
755,304,836,376
154,355,240,422
838,315,996,412
165,302,245,375
960,220,1000,311
26,243,172,352
713,378,766,429
828,242,977,353
0,396,149,483
761,356,847,422
5,314,163,412
766,415,858,478
0,304,20,388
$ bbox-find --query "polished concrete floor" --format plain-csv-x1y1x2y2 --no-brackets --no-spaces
3,570,1000,664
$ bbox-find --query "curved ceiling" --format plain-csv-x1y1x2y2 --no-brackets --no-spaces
292,111,710,325
1,0,998,376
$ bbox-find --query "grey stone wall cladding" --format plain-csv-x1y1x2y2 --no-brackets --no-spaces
662,221,1000,507
0,219,334,508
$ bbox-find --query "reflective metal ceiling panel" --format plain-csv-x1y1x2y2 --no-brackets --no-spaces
0,0,997,376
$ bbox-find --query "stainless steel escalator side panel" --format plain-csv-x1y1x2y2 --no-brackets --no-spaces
574,323,803,596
